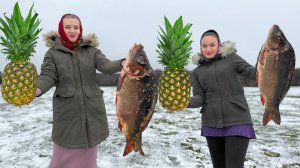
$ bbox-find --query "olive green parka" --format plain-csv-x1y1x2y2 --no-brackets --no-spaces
188,41,256,128
37,31,124,148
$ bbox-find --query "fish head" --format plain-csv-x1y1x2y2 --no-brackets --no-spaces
266,24,288,50
125,43,152,76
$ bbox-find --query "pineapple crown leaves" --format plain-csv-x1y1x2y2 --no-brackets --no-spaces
156,16,193,70
0,2,42,62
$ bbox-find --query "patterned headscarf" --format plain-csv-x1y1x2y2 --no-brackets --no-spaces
58,14,83,50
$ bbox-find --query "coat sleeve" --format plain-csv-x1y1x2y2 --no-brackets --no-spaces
234,54,256,81
94,49,124,74
37,50,57,95
187,69,205,108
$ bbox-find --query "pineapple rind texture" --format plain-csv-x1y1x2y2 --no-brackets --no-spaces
159,69,191,112
1,61,37,106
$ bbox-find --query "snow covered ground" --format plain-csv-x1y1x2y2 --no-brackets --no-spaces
0,86,300,168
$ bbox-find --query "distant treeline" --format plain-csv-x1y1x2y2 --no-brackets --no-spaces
96,68,300,87
1,68,300,86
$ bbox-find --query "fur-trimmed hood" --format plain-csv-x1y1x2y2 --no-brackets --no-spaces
43,31,99,48
191,41,237,65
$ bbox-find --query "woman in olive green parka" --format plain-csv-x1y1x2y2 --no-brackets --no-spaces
36,14,125,168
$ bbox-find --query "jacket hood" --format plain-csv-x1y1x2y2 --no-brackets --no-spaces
191,41,237,65
43,31,99,48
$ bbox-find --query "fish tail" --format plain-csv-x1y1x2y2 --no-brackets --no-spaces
272,107,281,125
123,138,135,156
123,135,145,156
135,133,145,156
262,107,281,125
262,109,272,126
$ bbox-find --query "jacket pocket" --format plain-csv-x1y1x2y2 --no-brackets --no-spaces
83,86,105,117
84,87,102,98
227,95,252,124
53,88,76,121
54,88,75,98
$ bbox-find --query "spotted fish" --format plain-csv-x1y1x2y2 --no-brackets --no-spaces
116,43,157,156
256,24,295,125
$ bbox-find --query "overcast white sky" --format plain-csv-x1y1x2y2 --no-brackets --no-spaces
1,0,299,72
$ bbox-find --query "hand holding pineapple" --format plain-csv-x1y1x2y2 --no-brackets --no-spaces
36,88,42,97
0,3,42,106
156,16,193,112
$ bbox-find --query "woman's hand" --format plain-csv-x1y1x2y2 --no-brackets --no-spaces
36,88,42,97
121,59,126,67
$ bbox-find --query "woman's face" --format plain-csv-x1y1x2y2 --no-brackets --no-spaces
201,35,219,59
63,18,81,42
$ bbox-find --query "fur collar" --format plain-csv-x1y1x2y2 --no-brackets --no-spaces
43,31,99,48
191,41,237,65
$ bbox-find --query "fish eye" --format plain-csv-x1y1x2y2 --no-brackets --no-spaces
138,54,145,59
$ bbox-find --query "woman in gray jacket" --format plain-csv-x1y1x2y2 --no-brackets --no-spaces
187,29,256,168
35,14,125,168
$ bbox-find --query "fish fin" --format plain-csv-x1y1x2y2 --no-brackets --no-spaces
272,107,281,125
262,108,273,126
256,64,262,85
135,133,145,156
118,121,123,132
256,45,264,84
262,107,281,125
260,94,266,105
116,72,125,105
123,138,135,156
256,70,259,84
123,134,145,157
116,71,126,92
258,45,266,65
137,146,145,156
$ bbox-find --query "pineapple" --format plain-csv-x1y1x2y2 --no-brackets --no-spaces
156,16,193,112
0,2,42,106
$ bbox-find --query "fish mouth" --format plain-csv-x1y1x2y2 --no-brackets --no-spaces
137,61,146,67
266,24,285,50
136,55,147,67
271,24,279,30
